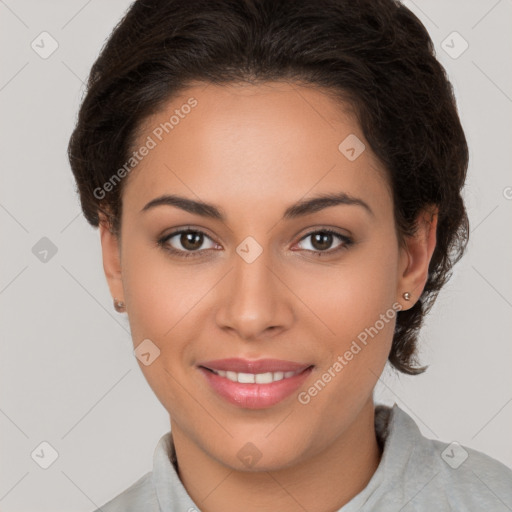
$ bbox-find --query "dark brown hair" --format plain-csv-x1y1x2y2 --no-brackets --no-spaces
67,0,469,375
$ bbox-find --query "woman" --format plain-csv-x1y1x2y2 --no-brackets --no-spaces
67,0,512,510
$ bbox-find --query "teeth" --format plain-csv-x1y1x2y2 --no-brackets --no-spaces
255,372,273,384
238,372,255,383
226,371,237,381
212,369,301,383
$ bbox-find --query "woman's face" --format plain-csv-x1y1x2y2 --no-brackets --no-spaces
100,81,431,471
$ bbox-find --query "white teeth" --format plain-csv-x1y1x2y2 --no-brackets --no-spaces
237,372,255,383
255,372,273,384
213,369,301,383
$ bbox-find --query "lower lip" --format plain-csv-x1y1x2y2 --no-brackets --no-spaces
199,367,313,409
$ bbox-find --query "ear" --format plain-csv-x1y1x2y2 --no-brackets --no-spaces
397,206,438,310
98,213,125,304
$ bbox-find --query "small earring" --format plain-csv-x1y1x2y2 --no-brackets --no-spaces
113,298,126,312
402,292,411,301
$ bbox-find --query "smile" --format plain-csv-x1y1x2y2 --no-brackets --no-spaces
198,358,314,409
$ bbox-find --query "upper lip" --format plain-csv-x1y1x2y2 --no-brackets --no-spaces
199,358,312,374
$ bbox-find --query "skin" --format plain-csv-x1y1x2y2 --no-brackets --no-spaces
99,81,437,512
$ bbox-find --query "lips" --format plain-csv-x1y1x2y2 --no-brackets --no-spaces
198,358,313,409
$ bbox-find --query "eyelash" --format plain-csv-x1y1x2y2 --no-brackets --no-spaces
157,227,353,259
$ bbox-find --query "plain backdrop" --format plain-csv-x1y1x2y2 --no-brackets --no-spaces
1,0,511,510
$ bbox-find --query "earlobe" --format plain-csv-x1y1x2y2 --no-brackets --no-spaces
397,207,438,309
98,214,125,305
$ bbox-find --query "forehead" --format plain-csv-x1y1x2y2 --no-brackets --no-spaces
123,81,391,216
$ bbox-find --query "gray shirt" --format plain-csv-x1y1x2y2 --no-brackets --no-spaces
92,403,512,511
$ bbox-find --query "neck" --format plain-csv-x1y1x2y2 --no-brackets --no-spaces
171,399,382,512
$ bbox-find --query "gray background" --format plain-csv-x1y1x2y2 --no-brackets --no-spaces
1,0,511,510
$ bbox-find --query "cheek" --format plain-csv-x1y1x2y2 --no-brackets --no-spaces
120,235,188,343
304,239,399,338
305,239,399,393
120,240,198,413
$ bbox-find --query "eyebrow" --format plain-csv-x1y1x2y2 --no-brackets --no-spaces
140,192,374,220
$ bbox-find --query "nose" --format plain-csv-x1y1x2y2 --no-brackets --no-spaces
215,245,294,341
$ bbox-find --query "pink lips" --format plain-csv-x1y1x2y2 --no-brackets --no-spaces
198,358,313,409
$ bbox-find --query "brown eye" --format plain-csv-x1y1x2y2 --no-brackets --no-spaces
310,232,335,251
296,229,353,256
179,231,204,251
159,229,218,258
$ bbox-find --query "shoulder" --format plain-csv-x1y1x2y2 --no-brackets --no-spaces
89,471,159,512
390,405,512,510
420,436,512,507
